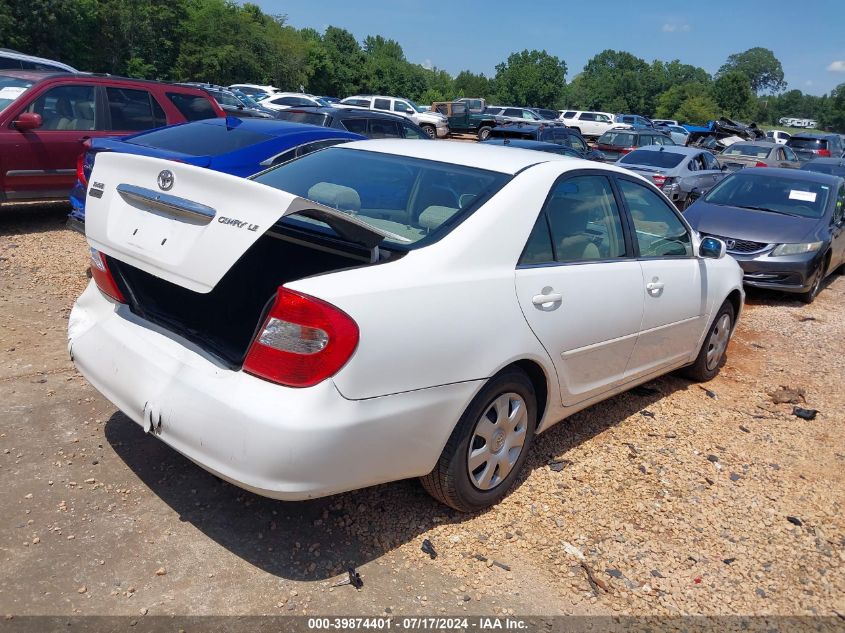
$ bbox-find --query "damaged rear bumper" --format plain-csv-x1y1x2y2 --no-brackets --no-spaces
68,280,480,500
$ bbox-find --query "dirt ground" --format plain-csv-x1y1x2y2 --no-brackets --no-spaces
1,207,844,619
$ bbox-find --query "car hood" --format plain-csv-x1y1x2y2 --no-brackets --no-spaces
684,201,822,244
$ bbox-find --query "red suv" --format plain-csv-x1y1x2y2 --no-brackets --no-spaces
0,71,224,206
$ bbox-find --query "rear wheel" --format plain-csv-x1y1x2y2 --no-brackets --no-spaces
570,127,581,135
420,369,537,512
421,124,437,139
477,126,492,141
682,301,734,382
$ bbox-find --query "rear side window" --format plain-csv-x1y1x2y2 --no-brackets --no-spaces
275,110,328,126
368,119,400,138
106,87,165,131
373,98,390,110
27,85,96,130
600,131,635,147
619,179,691,257
562,111,576,119
166,92,217,121
340,118,368,135
579,113,596,121
127,123,272,155
344,98,370,107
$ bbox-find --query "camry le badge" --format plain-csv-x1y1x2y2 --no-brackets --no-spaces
157,170,174,191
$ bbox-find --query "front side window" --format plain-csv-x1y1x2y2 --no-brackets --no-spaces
783,146,798,162
703,152,720,171
401,122,429,139
106,87,164,131
392,100,413,114
619,179,692,257
568,135,587,152
834,185,845,224
27,84,96,130
535,175,628,263
166,93,217,121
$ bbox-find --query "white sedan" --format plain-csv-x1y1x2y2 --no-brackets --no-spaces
69,141,744,511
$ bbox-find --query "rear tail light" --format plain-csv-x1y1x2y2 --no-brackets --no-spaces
620,147,635,155
754,161,768,167
89,249,126,303
652,174,667,187
76,149,96,187
818,149,831,157
243,288,359,388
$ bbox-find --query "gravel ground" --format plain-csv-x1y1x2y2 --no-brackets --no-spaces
1,208,843,619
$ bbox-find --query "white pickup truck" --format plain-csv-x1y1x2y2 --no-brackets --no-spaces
559,110,619,139
340,95,449,138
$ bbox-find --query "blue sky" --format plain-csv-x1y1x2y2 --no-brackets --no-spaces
255,0,845,95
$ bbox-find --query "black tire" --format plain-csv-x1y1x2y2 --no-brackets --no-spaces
477,126,492,141
420,369,537,512
682,301,735,382
799,266,823,304
570,127,581,135
421,124,436,139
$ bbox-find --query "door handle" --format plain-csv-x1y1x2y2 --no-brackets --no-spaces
532,292,562,306
646,281,664,292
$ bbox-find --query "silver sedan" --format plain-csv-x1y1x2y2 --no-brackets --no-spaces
719,141,801,171
616,145,728,209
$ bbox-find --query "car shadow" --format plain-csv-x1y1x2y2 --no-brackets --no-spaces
742,278,837,308
0,205,71,237
103,372,693,581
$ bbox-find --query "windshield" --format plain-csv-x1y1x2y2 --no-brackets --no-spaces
722,144,772,159
619,149,684,168
703,173,830,219
233,91,261,108
251,147,511,247
0,75,33,113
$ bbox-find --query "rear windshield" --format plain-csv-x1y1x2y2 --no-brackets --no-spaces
801,162,845,177
127,122,272,155
619,149,684,168
251,147,511,248
598,131,635,147
703,173,830,219
275,110,329,126
0,75,34,113
166,92,218,121
722,144,772,158
788,137,827,149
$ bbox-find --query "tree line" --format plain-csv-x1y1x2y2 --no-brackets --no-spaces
3,0,844,131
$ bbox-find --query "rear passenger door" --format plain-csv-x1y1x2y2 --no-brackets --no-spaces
514,172,644,406
616,177,706,378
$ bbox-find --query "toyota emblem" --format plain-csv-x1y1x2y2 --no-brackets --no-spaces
725,239,736,250
157,169,174,191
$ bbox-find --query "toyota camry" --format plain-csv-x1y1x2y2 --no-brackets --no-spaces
68,141,743,511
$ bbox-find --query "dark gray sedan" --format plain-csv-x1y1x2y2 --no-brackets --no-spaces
719,141,801,171
683,168,845,303
616,145,727,209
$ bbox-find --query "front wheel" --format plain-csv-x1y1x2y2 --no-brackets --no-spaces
421,125,437,139
799,266,823,304
682,301,735,382
420,369,537,512
477,126,492,141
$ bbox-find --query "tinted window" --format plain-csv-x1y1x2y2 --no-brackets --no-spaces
344,98,370,107
503,108,521,117
27,85,96,130
373,98,390,110
801,161,845,177
788,137,827,150
0,57,23,70
579,112,596,121
127,122,272,156
562,111,576,119
519,215,554,265
544,175,627,263
368,119,401,138
106,87,160,131
703,173,831,219
401,122,429,139
620,149,684,168
276,110,329,126
620,179,691,257
166,93,218,121
340,118,368,135
253,148,510,247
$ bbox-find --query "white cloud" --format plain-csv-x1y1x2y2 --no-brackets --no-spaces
827,60,845,72
805,80,814,86
662,23,690,33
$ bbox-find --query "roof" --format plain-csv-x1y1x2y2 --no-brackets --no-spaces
0,50,77,72
337,139,568,174
0,70,210,91
631,145,710,156
190,117,353,138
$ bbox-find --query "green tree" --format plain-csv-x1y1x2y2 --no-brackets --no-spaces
576,50,654,114
711,71,754,119
492,49,566,108
674,94,720,125
822,84,845,132
454,70,491,99
655,83,709,120
718,47,786,93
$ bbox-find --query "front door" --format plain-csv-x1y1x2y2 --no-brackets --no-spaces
5,83,99,201
515,173,644,406
616,177,706,378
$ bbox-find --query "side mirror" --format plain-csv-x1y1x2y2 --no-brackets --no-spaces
699,236,726,259
13,112,42,130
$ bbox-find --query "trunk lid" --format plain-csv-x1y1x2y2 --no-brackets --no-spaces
85,153,397,293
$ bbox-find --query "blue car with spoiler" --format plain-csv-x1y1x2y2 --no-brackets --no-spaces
68,116,364,229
